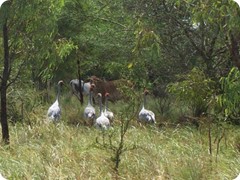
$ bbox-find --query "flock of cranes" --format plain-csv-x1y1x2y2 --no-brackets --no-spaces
47,79,156,129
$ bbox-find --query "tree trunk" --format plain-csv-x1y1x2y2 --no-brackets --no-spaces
230,32,240,69
1,20,10,145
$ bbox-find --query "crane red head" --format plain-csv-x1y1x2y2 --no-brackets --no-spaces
90,84,96,91
143,89,149,95
105,92,110,97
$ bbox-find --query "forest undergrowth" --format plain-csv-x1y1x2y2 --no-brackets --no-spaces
0,94,239,180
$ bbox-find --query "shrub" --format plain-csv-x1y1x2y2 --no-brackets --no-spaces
167,68,215,117
218,67,240,124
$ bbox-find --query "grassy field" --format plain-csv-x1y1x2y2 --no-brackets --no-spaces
0,93,239,180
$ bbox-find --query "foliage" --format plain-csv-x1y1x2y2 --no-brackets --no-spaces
167,68,215,117
130,18,162,88
1,0,239,89
183,0,240,32
217,67,240,124
0,0,79,88
1,0,240,86
57,0,135,80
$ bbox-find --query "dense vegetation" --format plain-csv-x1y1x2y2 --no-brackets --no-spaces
0,0,240,179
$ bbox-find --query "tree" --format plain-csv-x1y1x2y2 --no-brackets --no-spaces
0,0,11,144
0,0,69,144
57,0,135,80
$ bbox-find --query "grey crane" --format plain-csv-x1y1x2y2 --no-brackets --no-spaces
47,80,64,122
104,92,114,122
84,84,96,123
95,93,110,130
70,79,91,97
138,89,156,124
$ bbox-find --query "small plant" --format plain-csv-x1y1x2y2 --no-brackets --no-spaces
167,67,215,117
95,97,138,176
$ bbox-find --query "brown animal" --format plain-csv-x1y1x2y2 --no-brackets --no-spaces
88,76,134,103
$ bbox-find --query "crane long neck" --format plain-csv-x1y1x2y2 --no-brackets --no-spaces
105,96,108,110
99,96,103,113
143,93,146,108
57,84,61,100
88,91,92,105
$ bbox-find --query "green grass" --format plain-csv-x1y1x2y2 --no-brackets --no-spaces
0,93,239,179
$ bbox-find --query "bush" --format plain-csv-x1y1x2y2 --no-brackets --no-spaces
217,67,240,124
167,68,215,117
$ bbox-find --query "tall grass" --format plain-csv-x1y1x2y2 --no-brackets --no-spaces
0,90,239,179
